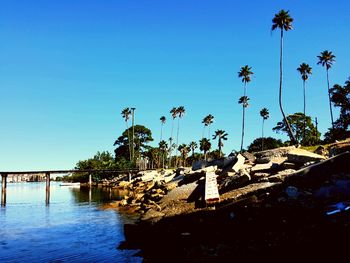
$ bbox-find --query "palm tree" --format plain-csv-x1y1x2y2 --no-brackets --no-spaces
317,50,336,129
201,114,214,139
238,65,253,151
297,63,312,142
238,65,254,97
189,141,198,157
260,108,270,151
238,96,250,151
175,106,185,166
212,129,228,158
272,9,297,145
160,116,166,142
159,140,168,169
121,107,132,161
206,114,214,139
199,138,211,161
168,107,177,165
178,144,190,167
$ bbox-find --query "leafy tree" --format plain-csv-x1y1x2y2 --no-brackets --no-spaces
272,9,297,145
121,108,132,161
73,151,120,182
199,138,211,161
260,108,270,150
114,125,153,164
248,137,284,152
317,50,336,129
212,129,228,158
238,65,253,152
297,63,312,141
324,78,350,142
159,116,166,142
273,112,320,145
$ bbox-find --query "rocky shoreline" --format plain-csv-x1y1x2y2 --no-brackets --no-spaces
107,140,350,261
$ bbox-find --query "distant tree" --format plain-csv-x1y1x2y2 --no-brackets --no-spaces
178,144,190,166
297,63,312,141
272,9,297,145
273,113,320,145
317,50,336,129
238,95,250,151
74,151,119,182
212,129,228,158
175,106,185,166
238,65,254,152
159,140,168,168
199,138,211,161
168,107,177,165
159,116,166,142
248,137,284,152
121,107,132,161
189,141,198,157
324,78,350,142
202,114,214,139
114,125,153,163
260,108,270,150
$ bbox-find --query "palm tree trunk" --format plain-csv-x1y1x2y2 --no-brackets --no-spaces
240,105,245,152
125,121,132,161
219,138,222,158
279,29,297,145
160,123,163,142
168,119,174,167
202,125,205,139
175,118,180,167
208,125,211,140
262,118,265,151
303,80,306,143
326,68,335,129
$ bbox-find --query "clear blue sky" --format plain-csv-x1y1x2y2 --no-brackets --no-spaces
0,0,349,171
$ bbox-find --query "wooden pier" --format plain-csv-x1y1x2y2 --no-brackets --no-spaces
0,169,138,207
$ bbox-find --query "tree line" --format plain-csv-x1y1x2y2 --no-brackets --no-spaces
73,9,349,177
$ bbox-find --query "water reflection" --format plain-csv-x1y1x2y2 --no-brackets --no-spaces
0,182,140,262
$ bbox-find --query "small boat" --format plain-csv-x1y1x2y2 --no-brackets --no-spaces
59,182,81,187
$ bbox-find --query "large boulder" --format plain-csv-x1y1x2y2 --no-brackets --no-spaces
287,148,326,164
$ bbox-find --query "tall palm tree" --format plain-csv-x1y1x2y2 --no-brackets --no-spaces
199,138,211,161
238,96,249,151
260,108,270,151
238,65,253,151
175,106,185,166
168,107,177,165
201,114,214,139
272,9,297,145
121,107,132,161
317,50,336,129
238,65,254,97
159,140,168,169
178,144,190,167
189,141,198,157
160,116,166,142
297,63,312,142
212,129,228,158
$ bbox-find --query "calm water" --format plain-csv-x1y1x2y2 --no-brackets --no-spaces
0,182,141,262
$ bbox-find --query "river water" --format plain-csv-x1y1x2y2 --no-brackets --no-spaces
0,182,141,262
